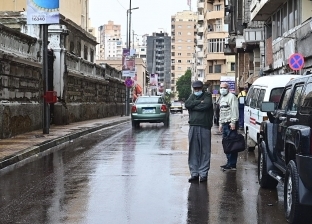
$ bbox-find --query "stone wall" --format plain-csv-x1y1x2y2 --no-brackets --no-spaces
0,23,42,138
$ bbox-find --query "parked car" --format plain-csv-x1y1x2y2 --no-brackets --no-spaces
131,95,170,128
258,71,312,223
244,74,299,151
170,101,183,113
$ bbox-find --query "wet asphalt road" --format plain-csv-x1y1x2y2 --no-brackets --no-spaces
0,112,288,224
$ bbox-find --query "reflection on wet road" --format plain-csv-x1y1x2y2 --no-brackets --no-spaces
0,113,287,223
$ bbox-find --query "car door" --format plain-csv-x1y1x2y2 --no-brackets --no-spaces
275,86,293,163
244,86,255,133
248,87,261,142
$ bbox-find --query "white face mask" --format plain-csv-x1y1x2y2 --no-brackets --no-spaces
220,89,228,96
194,91,203,96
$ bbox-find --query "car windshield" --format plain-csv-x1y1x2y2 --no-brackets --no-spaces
136,97,163,104
171,102,181,106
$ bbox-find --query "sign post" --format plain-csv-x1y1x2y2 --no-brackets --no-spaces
27,0,60,134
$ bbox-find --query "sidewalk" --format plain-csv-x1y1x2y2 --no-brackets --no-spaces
0,116,131,170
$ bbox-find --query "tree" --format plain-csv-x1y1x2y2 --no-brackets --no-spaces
176,70,192,101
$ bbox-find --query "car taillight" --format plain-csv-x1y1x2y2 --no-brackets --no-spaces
161,104,167,112
131,105,137,113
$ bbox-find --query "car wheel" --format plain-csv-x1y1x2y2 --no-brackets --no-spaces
258,144,278,189
284,160,311,223
132,120,139,128
245,130,255,151
164,117,169,127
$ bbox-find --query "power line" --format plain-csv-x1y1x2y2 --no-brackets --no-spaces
115,0,126,10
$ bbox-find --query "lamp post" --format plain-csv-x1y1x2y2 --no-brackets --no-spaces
125,2,139,116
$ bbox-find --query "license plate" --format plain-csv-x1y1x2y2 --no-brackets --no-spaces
142,108,155,114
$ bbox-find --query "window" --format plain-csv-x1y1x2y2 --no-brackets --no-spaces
177,60,181,63
187,25,191,28
231,63,235,71
187,32,191,35
178,46,182,49
178,39,182,42
187,46,191,49
256,89,266,109
208,39,225,52
178,67,182,70
187,53,191,56
214,65,221,73
270,88,284,104
187,60,191,63
279,87,292,110
209,66,213,73
245,87,254,106
214,4,221,11
178,25,182,28
300,83,312,114
178,32,182,35
250,89,260,108
290,85,303,111
178,53,182,56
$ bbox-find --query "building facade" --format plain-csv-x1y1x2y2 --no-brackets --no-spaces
226,0,312,89
96,21,122,60
171,11,197,93
195,0,235,98
146,32,171,91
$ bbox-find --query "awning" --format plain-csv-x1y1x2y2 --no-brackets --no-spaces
239,74,259,88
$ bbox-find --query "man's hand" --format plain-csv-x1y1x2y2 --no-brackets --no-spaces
219,126,222,132
230,123,235,130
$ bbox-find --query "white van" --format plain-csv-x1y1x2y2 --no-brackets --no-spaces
244,74,299,151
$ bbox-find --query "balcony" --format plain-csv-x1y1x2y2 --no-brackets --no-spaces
250,0,286,21
197,1,204,10
197,51,204,58
196,37,203,47
197,64,205,70
206,10,223,21
206,53,226,61
197,26,204,35
198,14,204,23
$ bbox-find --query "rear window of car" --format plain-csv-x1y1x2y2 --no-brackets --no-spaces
171,102,182,106
136,97,163,104
269,88,284,103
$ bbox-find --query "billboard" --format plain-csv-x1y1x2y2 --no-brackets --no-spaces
27,0,60,24
122,48,136,77
150,74,158,89
220,76,235,93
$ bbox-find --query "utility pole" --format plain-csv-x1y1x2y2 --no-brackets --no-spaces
42,24,49,134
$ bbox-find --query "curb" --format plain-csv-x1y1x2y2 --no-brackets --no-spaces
0,118,130,170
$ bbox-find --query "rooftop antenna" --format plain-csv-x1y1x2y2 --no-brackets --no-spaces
187,0,192,10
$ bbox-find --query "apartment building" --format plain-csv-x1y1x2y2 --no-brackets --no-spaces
146,32,171,91
96,21,122,60
226,0,312,88
195,0,235,97
0,0,90,30
171,11,197,93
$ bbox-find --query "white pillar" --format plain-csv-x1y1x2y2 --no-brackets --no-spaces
48,25,69,98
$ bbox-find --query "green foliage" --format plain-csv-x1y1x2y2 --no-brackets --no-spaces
176,70,192,101
164,91,175,104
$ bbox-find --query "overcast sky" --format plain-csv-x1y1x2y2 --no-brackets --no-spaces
89,0,197,40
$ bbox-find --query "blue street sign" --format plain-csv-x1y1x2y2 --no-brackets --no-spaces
289,53,304,71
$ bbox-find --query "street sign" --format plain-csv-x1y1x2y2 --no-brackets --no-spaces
124,77,134,88
289,53,304,71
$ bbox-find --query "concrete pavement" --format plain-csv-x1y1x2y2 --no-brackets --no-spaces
0,116,131,170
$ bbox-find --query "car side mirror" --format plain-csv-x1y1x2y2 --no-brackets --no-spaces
261,102,275,112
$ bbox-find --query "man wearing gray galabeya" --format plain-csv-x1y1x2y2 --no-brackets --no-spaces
185,80,213,183
218,82,239,171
